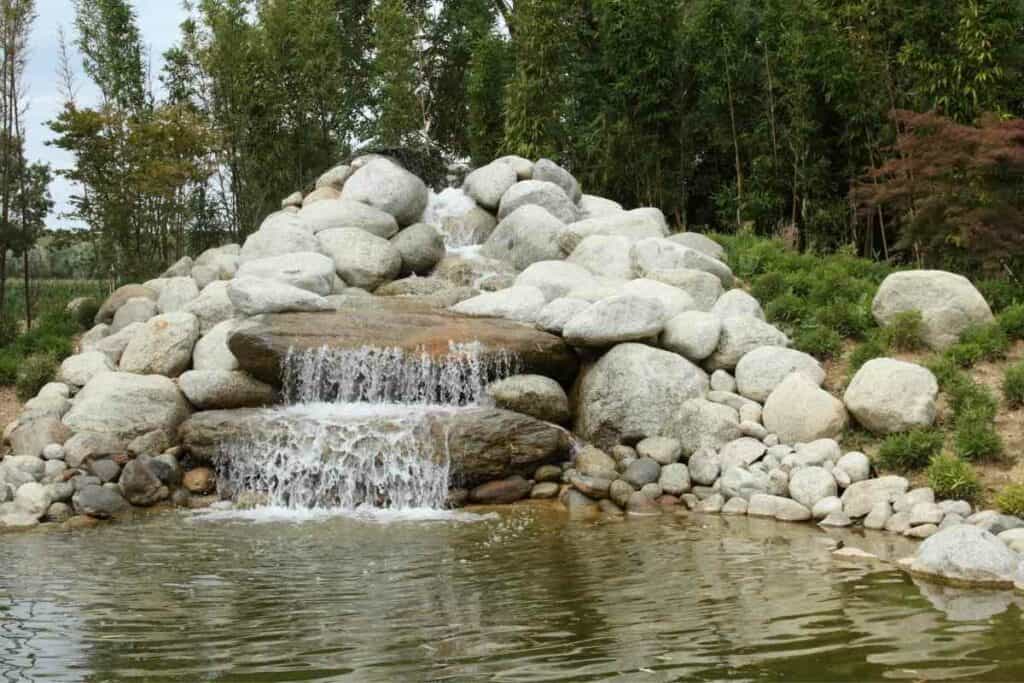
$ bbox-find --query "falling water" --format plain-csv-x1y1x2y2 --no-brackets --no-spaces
420,187,480,248
217,343,520,512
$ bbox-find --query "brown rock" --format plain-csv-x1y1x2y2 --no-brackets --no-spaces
227,300,579,386
469,476,531,504
96,284,158,324
183,467,216,494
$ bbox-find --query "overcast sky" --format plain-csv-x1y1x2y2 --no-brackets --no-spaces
28,0,189,228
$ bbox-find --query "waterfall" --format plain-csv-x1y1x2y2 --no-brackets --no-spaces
420,187,479,249
217,343,519,513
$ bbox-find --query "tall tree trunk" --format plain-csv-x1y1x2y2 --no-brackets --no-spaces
20,247,28,330
725,65,743,227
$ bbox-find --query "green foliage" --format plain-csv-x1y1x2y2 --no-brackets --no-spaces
847,333,887,376
877,428,945,472
955,322,1010,362
370,0,423,147
16,353,57,402
945,342,986,368
793,325,842,358
997,304,1024,340
1003,363,1024,408
927,454,982,503
879,311,926,351
72,297,101,330
995,484,1024,517
954,409,1005,462
979,278,1024,313
466,32,512,164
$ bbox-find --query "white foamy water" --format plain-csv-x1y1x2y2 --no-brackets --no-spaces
281,341,520,406
190,503,495,525
420,187,479,248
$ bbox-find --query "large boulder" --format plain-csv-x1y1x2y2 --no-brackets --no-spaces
71,484,128,519
464,161,518,210
711,289,764,321
514,261,596,301
645,269,724,311
621,279,694,318
705,316,789,371
156,277,200,314
8,416,70,458
450,286,547,324
83,322,143,365
486,375,570,424
118,458,169,507
631,238,734,287
734,346,825,402
844,359,939,434
317,228,402,291
559,209,668,254
660,311,721,361
192,320,241,371
532,159,582,203
390,223,445,276
579,194,623,219
57,351,115,388
482,205,564,270
110,297,158,333
179,406,570,486
672,399,741,455
228,301,579,386
496,155,533,180
841,475,909,518
177,370,274,410
497,180,578,223
668,232,726,261
95,284,157,324
340,158,429,226
567,235,634,280
563,296,666,347
119,312,200,377
763,373,847,444
872,270,994,350
297,198,399,237
315,164,352,190
910,525,1021,587
574,343,709,449
535,297,589,335
182,281,235,334
788,466,838,510
63,372,192,440
227,277,333,316
239,211,322,262
236,252,336,296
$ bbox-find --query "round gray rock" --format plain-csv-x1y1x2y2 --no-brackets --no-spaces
735,346,825,403
844,358,939,434
486,375,570,424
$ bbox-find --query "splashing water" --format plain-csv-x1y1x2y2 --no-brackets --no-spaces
420,187,480,248
281,341,520,406
215,343,521,516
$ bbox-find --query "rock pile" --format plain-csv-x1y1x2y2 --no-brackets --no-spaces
1,151,1019,569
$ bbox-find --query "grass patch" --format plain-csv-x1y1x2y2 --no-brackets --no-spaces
1004,363,1024,408
876,428,945,472
927,454,982,502
995,484,1024,517
879,311,927,352
792,325,843,358
16,353,58,402
998,303,1024,340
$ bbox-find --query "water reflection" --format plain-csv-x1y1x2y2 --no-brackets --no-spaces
1,510,1023,681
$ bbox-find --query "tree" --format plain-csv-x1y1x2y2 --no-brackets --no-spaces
72,0,146,111
466,30,511,164
371,0,424,146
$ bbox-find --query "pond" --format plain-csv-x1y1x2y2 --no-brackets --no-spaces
2,508,1023,682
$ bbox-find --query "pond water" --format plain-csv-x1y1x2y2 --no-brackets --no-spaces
2,508,1024,682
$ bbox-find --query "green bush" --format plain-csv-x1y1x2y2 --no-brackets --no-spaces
16,353,57,402
816,301,872,339
764,293,807,324
998,303,1024,340
880,310,926,351
0,352,18,384
1004,363,1024,408
947,379,999,421
847,335,887,377
876,428,945,472
793,325,843,358
995,484,1024,517
945,342,985,368
955,323,1010,363
954,409,1005,462
927,454,982,502
925,355,965,389
750,272,787,303
72,298,101,330
978,278,1024,313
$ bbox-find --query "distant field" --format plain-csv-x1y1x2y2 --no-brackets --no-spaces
2,278,110,331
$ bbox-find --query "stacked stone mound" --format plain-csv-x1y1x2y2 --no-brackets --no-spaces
0,153,1015,547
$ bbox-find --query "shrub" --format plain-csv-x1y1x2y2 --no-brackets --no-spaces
16,353,57,402
944,342,985,368
764,293,807,324
1004,363,1024,408
750,272,787,303
0,352,18,384
816,301,872,339
954,410,1005,462
793,326,843,358
927,454,982,502
880,310,926,351
947,380,999,421
72,298,101,330
978,278,1024,313
995,484,1024,517
998,303,1024,340
925,355,965,389
876,428,945,472
847,335,887,376
955,323,1010,363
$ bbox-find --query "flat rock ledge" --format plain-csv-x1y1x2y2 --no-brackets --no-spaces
179,406,571,487
229,299,579,386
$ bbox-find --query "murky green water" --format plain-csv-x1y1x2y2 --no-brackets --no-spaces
2,507,1024,682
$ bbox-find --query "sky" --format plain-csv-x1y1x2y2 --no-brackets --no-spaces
28,0,189,228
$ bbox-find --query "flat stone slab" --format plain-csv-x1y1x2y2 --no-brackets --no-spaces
179,406,571,487
229,298,579,386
